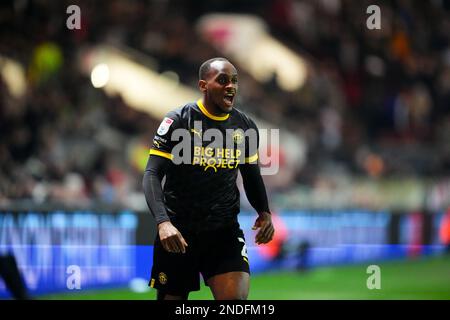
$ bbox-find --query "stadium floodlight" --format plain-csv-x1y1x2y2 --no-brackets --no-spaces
90,63,110,88
0,55,27,98
79,45,199,120
197,14,309,92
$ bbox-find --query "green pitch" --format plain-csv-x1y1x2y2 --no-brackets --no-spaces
41,255,450,300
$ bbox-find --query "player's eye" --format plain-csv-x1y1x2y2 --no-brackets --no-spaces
231,76,238,84
217,76,228,85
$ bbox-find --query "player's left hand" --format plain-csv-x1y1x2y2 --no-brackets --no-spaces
252,211,275,245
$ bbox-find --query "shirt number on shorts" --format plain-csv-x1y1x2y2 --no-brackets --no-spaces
238,237,248,259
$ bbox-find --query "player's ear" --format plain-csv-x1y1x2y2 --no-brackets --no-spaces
198,79,207,93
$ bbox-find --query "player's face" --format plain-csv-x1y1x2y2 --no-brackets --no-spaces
201,61,238,114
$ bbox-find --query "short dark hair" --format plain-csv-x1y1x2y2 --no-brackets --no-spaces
198,57,230,80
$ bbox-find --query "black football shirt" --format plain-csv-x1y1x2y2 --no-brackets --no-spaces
149,100,259,230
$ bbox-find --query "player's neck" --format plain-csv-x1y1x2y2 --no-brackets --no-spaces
202,98,227,117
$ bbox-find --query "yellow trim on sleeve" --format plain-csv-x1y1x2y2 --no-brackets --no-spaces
197,99,230,121
150,278,155,288
243,257,249,265
245,153,259,164
149,149,173,160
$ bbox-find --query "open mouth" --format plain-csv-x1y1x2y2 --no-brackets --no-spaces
224,92,235,106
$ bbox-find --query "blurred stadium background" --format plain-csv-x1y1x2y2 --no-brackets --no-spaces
1,0,450,300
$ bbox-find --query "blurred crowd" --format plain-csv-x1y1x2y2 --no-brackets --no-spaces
265,0,450,181
1,0,450,209
0,0,162,206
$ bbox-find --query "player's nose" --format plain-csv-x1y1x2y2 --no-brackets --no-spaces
225,82,237,91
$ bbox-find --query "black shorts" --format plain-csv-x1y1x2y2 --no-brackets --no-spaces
149,223,250,295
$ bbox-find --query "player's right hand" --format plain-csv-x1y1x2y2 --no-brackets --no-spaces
158,221,188,254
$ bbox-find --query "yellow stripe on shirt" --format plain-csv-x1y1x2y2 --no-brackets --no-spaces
149,149,173,160
197,99,230,121
245,153,259,164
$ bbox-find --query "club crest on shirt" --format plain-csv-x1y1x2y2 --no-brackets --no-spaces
157,117,174,136
232,129,244,145
158,272,168,285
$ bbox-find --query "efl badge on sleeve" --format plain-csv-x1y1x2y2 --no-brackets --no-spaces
157,117,174,136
